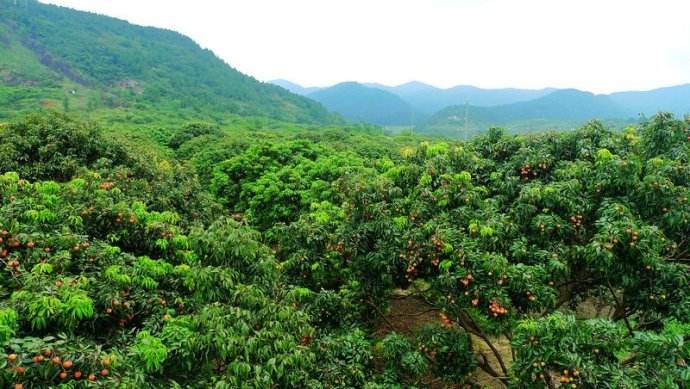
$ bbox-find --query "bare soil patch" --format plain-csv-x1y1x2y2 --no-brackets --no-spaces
371,291,512,388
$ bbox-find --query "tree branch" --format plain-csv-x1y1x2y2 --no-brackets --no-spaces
606,281,634,337
542,371,556,389
458,309,509,376
389,308,439,317
475,353,510,384
366,300,394,330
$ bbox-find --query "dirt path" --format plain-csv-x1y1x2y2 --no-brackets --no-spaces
372,292,512,388
371,294,440,337
469,334,512,388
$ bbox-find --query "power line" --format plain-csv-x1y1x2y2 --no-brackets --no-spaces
463,100,469,134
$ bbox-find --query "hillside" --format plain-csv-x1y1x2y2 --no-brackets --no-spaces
377,82,690,119
0,0,339,125
273,79,690,135
274,80,557,118
373,82,557,113
0,0,689,387
473,89,627,122
307,82,422,126
423,89,634,136
610,84,690,117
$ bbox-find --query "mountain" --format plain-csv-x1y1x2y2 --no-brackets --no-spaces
427,85,557,112
365,81,440,97
265,77,690,134
307,82,422,126
0,0,339,124
269,79,321,96
368,82,556,113
474,89,627,122
280,79,556,116
423,89,632,137
610,84,690,118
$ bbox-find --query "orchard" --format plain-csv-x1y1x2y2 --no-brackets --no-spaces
0,112,688,387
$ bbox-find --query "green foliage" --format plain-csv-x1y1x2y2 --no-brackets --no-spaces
0,334,115,387
377,327,474,385
512,313,690,388
310,329,373,388
0,309,17,343
0,112,128,181
4,6,684,386
130,331,168,372
0,111,689,388
416,324,475,381
167,122,222,150
0,0,340,125
379,332,427,383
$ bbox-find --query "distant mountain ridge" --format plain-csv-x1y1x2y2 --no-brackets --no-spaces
610,84,690,117
365,81,557,113
0,0,339,124
423,89,630,136
467,89,628,122
270,79,558,113
306,82,420,126
269,79,321,96
425,85,690,137
271,80,690,133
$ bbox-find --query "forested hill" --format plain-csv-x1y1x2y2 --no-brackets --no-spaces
369,81,558,114
0,0,339,125
307,82,421,125
423,89,635,137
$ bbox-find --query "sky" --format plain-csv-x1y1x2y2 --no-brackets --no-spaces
41,0,690,94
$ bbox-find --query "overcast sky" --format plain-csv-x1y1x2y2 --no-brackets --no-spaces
42,0,690,93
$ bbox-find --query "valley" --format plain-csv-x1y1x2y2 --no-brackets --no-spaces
0,1,688,388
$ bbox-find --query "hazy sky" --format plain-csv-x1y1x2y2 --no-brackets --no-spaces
42,0,690,93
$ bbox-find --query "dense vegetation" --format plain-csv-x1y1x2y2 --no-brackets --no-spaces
0,2,688,388
0,0,339,125
0,110,688,388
